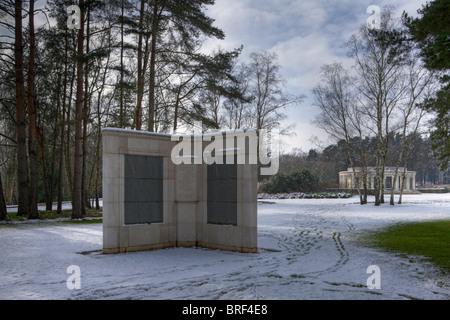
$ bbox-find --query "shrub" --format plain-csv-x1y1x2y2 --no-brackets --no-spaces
260,169,319,194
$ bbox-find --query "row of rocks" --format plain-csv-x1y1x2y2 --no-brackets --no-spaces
257,192,353,200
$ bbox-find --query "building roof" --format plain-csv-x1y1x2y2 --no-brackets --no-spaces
339,167,416,174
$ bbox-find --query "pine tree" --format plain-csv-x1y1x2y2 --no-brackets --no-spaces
145,0,226,131
404,0,450,170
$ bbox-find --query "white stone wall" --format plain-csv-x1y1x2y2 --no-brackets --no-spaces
102,128,258,254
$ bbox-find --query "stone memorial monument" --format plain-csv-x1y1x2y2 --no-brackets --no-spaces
102,128,258,254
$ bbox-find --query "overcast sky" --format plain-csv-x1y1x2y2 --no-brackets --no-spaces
202,0,428,154
3,0,429,154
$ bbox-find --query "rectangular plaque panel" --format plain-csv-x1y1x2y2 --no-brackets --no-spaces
125,155,163,225
176,165,197,201
207,156,237,225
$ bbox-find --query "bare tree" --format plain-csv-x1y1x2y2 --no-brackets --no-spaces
314,8,437,206
346,8,410,206
223,63,252,130
247,51,304,132
313,63,368,204
389,52,436,205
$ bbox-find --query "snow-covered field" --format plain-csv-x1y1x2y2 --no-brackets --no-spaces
0,194,449,300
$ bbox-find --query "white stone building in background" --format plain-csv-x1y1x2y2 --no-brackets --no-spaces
339,167,417,192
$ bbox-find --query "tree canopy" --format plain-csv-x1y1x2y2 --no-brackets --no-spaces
403,0,450,170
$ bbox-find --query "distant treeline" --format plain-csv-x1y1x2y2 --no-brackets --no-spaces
265,133,450,192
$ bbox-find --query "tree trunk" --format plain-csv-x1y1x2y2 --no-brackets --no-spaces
0,174,6,220
399,132,422,204
14,0,29,216
380,157,386,205
135,0,146,131
342,123,364,205
358,131,368,205
94,138,101,210
374,117,383,206
93,30,113,211
72,0,85,220
49,75,61,211
380,134,389,204
398,171,407,205
57,33,69,214
27,0,39,219
36,124,51,211
57,54,67,214
148,0,159,132
390,174,397,206
81,3,91,215
119,0,125,128
65,53,76,202
6,171,16,206
391,121,410,206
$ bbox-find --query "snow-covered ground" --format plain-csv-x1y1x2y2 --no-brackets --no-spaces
6,200,101,213
0,194,449,300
